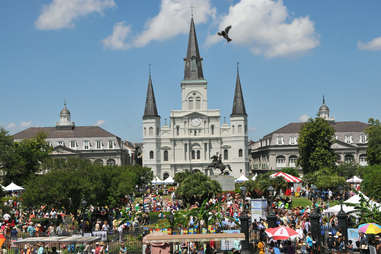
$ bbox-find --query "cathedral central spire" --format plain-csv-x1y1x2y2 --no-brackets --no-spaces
231,63,247,117
184,17,204,80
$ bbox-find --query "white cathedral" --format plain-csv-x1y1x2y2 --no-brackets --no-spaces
142,18,249,179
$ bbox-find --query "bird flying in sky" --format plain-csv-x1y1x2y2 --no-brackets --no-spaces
218,25,232,42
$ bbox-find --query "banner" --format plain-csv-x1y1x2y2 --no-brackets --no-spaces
220,230,241,251
347,228,359,249
251,199,267,222
92,231,107,241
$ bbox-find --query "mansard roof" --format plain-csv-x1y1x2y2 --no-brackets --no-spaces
264,121,368,137
13,126,117,140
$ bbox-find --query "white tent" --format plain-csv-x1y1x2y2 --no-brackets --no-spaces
151,176,163,185
323,193,381,215
346,176,363,183
4,182,24,192
251,173,258,181
163,176,175,185
235,175,249,183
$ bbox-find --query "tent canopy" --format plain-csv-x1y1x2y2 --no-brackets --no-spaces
346,176,362,183
163,176,175,185
323,193,381,215
235,175,249,183
270,172,302,183
4,182,24,192
151,176,163,185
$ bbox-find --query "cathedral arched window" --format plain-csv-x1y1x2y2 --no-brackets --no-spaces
192,150,196,160
238,149,243,157
211,125,215,135
164,150,168,161
232,125,235,134
107,159,116,166
224,149,228,160
144,127,146,136
196,97,201,110
149,127,153,136
197,150,200,159
189,97,194,110
176,126,180,136
276,156,286,168
149,151,154,159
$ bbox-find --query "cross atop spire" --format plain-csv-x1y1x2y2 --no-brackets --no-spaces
231,64,247,117
143,71,159,119
184,17,204,80
322,95,326,105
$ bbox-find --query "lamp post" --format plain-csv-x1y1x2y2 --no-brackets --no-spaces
266,186,277,228
81,199,87,236
310,184,317,202
309,207,321,245
337,185,348,246
239,186,250,254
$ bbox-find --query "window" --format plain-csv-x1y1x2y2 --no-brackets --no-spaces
108,140,114,149
189,97,193,110
144,127,146,136
238,149,243,157
359,154,367,166
276,156,286,168
196,97,201,110
360,135,367,143
70,141,76,148
344,154,354,163
94,159,103,166
84,140,89,150
192,150,195,160
289,136,297,145
149,127,153,136
176,126,180,136
344,135,353,144
58,141,65,146
184,144,187,160
163,172,169,180
164,150,168,161
106,159,116,166
149,151,154,159
238,125,242,133
224,149,228,160
197,150,200,159
211,125,214,135
276,136,284,145
232,125,235,134
289,156,297,167
96,140,101,149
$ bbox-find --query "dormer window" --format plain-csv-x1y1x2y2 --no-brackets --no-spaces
276,136,284,145
344,135,353,144
359,135,367,143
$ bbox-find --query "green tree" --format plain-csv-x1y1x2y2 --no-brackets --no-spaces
332,163,359,179
1,132,51,185
174,170,193,184
175,172,221,205
360,165,381,202
297,118,336,174
365,118,381,166
304,167,346,189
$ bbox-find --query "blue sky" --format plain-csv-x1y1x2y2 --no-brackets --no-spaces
1,0,381,142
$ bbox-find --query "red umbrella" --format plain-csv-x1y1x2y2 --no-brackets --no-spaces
265,226,299,240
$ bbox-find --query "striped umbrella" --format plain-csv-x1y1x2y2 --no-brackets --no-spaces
270,172,302,183
358,223,381,234
265,226,299,240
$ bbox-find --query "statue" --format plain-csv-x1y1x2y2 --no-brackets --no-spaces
206,153,232,176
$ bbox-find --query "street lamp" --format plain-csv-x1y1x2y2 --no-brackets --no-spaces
239,186,250,254
266,186,277,228
81,199,87,236
337,185,348,246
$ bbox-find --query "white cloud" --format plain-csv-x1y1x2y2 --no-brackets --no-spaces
20,121,32,128
102,22,131,50
206,0,319,58
298,114,310,122
358,36,381,51
95,120,105,126
102,0,216,50
35,0,115,30
6,122,17,130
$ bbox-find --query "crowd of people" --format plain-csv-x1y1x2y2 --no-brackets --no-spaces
0,184,380,254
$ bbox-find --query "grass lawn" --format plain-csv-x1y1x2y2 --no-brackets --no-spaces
291,197,313,208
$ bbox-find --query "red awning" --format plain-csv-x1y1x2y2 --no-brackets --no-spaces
270,172,302,183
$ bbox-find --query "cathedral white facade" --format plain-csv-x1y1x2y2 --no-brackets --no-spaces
142,18,249,179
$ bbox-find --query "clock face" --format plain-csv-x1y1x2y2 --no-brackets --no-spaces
191,118,201,127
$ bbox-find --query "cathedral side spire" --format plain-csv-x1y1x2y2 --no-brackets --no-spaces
143,71,159,119
231,63,247,117
184,17,204,80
